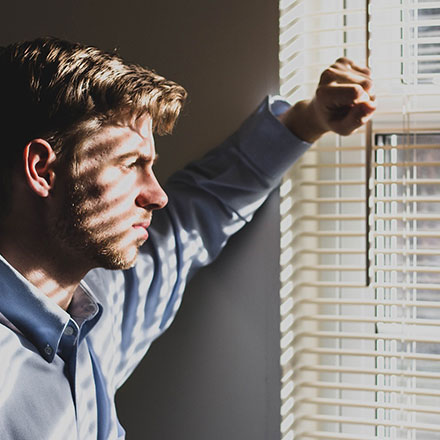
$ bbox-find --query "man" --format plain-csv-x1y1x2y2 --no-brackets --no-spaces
0,37,375,439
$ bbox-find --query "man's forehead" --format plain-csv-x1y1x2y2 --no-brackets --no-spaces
131,113,154,139
80,114,155,158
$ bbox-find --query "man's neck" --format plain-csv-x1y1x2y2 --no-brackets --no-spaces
0,233,88,311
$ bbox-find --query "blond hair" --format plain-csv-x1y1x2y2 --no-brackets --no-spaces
0,37,187,215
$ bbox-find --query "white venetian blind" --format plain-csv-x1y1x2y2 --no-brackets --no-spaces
279,1,440,439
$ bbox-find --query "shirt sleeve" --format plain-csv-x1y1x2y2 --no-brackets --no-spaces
85,96,311,389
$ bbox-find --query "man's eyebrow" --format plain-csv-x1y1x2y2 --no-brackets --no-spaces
115,152,159,163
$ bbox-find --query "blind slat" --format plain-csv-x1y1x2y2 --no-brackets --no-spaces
300,264,440,273
295,330,440,344
295,347,440,362
299,231,365,237
297,397,440,415
300,215,364,220
298,314,440,327
374,214,440,221
296,281,440,290
374,161,440,168
295,414,440,433
299,178,440,185
293,298,440,308
296,431,394,440
371,2,440,11
297,364,440,380
299,198,365,203
297,380,440,398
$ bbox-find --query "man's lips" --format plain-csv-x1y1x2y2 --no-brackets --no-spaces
133,221,150,239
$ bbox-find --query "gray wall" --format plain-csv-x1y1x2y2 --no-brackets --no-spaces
1,1,282,438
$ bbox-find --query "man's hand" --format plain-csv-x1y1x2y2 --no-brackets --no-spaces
278,57,376,143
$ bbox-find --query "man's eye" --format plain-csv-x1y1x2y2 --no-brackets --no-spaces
123,160,138,169
121,158,151,171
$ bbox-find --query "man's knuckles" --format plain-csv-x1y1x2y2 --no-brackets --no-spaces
316,84,365,106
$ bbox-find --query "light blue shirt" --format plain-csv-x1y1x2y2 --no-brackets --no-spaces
0,97,310,439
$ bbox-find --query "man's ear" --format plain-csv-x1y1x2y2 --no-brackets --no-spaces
23,139,57,198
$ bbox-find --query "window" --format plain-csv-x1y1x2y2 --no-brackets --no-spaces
279,1,440,439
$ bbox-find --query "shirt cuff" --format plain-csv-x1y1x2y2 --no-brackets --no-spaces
236,96,312,183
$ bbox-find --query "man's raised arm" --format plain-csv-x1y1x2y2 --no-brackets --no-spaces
278,57,376,142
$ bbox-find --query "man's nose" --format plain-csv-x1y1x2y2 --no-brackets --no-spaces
135,172,168,211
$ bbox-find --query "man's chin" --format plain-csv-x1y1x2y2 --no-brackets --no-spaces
92,245,140,271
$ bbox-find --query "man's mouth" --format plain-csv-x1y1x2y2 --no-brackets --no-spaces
132,221,150,240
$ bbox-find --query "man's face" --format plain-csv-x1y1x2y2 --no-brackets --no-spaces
51,114,168,270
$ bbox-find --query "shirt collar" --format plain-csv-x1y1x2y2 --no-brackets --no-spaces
0,254,101,363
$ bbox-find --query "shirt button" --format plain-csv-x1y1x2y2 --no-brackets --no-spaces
65,326,75,336
44,344,53,356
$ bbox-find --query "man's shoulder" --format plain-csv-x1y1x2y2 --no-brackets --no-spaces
0,322,77,440
0,320,39,359
0,322,40,393
0,320,68,388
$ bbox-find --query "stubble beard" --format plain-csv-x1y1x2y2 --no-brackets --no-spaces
52,181,143,271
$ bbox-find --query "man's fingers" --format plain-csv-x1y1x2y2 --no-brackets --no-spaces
334,57,371,76
316,83,376,108
330,101,376,136
320,67,373,89
319,67,374,97
319,57,375,102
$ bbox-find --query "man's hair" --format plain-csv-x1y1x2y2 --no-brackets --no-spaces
0,36,187,217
